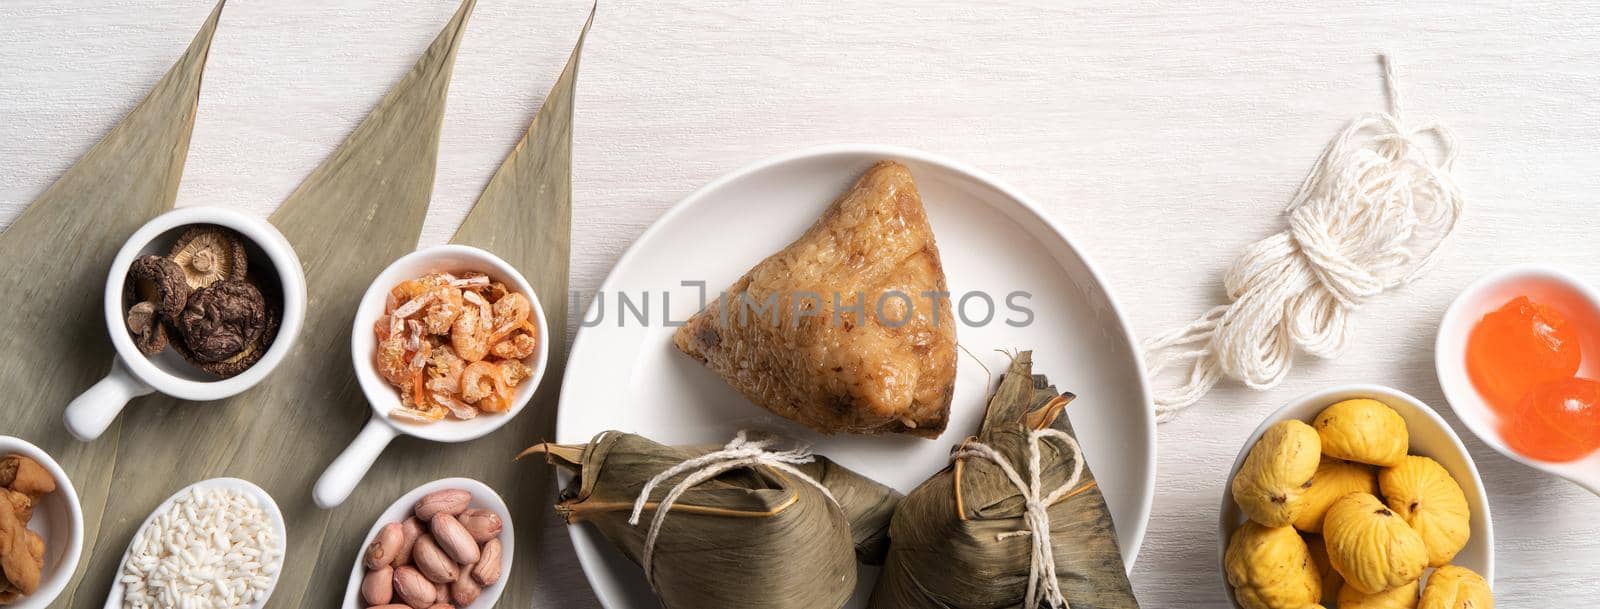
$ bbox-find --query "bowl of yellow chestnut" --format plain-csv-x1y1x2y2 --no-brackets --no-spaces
1217,385,1494,609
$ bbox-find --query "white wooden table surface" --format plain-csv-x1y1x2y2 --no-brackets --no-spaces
3,1,1598,606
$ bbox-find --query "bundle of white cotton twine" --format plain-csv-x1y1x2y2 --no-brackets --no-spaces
626,431,838,585
1144,55,1465,423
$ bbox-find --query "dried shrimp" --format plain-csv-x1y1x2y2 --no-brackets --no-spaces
376,271,538,424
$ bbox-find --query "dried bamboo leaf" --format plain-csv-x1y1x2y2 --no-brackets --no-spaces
441,6,593,604
812,455,901,565
0,2,224,602
530,430,900,609
870,352,1140,609
452,4,591,354
310,6,593,607
86,3,477,607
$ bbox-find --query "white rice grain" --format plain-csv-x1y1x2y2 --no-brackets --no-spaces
120,487,281,609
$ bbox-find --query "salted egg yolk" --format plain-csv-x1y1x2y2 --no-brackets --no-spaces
1466,296,1581,414
1503,377,1600,462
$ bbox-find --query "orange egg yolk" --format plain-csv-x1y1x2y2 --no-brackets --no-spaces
1466,296,1581,414
1502,377,1600,462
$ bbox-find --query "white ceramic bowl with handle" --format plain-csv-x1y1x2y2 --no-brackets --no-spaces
1216,384,1494,607
1436,264,1600,495
63,206,307,441
313,245,549,509
0,436,83,609
340,477,514,608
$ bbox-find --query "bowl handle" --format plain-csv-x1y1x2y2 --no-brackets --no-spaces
314,418,399,509
64,356,154,441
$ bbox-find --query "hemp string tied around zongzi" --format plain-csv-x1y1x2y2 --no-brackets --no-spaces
1143,54,1465,422
951,427,1087,609
628,430,839,585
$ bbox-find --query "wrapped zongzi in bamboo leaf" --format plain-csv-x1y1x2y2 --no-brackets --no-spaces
523,430,902,609
870,351,1139,609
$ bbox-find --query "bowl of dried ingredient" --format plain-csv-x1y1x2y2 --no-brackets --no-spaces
313,245,549,508
63,206,306,442
104,477,285,609
0,436,82,609
1217,385,1494,609
341,478,514,609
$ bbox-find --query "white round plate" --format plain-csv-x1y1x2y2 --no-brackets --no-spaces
556,144,1156,608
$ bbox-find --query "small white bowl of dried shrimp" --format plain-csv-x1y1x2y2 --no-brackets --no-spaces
313,245,549,509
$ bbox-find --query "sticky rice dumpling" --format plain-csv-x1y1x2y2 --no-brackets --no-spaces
523,431,903,609
673,160,957,438
870,352,1139,609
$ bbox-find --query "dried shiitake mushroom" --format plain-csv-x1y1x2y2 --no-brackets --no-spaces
1293,458,1378,533
196,305,279,378
178,279,267,363
1380,456,1470,567
125,301,170,355
1339,579,1421,609
1323,493,1427,595
1232,420,1321,527
1314,399,1409,467
168,284,278,379
123,255,191,357
168,225,247,290
1224,521,1322,609
1418,565,1493,609
128,255,190,320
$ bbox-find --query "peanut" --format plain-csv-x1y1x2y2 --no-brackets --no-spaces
362,566,394,605
430,514,481,565
414,489,470,521
366,522,405,569
412,534,458,583
451,571,482,605
392,566,435,609
471,538,502,586
394,517,424,567
457,509,502,543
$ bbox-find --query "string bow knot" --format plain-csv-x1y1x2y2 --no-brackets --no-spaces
952,428,1086,609
628,430,837,585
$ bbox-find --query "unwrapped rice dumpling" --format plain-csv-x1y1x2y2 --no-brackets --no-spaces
523,430,903,609
870,352,1139,609
673,160,957,438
